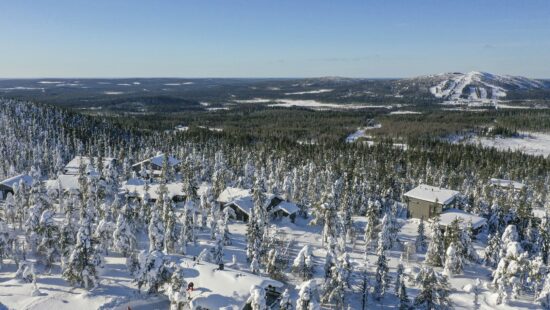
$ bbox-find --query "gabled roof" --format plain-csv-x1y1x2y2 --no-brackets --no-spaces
404,184,459,205
132,153,181,169
438,208,487,230
64,156,115,175
490,178,525,190
217,187,251,204
121,181,185,201
273,201,299,215
0,174,33,189
229,196,254,215
183,258,283,310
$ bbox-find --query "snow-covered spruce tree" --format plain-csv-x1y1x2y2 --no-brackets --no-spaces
321,260,346,308
24,203,42,254
360,263,369,310
246,200,262,262
395,262,404,295
62,210,102,290
247,285,267,310
113,208,136,256
3,193,17,226
424,219,445,267
265,248,283,280
212,231,225,267
363,200,379,252
250,253,260,274
135,249,170,294
539,212,550,265
167,266,188,310
378,214,391,251
538,272,550,310
492,240,529,302
162,197,177,254
36,209,60,271
373,240,390,301
397,280,410,310
296,280,320,310
59,210,77,266
94,211,115,255
414,267,452,310
279,288,293,309
148,203,165,252
443,242,463,278
0,217,13,271
293,245,314,280
415,218,427,252
484,233,501,267
472,278,482,310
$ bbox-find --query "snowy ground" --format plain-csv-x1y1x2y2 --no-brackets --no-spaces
0,208,543,309
466,132,550,158
345,124,382,143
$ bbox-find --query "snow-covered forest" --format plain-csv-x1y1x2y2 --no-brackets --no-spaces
0,98,549,309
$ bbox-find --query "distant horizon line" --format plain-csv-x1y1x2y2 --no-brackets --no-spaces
0,72,548,80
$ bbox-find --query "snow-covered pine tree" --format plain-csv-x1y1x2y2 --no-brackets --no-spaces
293,245,314,280
296,280,320,310
135,249,170,294
443,242,463,278
397,280,410,310
167,266,188,310
247,285,267,310
36,209,60,271
414,267,452,309
415,218,427,252
62,209,102,290
148,203,165,252
113,208,136,256
424,219,445,267
94,210,115,255
279,288,293,310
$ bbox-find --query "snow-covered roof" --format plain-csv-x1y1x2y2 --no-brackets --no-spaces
217,187,251,203
404,184,460,205
0,174,33,189
64,156,115,175
121,181,185,201
229,196,254,215
182,258,283,310
273,201,299,215
438,209,487,229
489,178,525,190
132,153,181,169
57,174,81,193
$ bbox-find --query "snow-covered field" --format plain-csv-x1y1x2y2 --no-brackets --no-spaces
345,124,382,143
284,89,333,95
389,110,422,115
268,99,390,110
466,132,550,157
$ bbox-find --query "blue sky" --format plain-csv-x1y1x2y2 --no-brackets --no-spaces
1,0,549,78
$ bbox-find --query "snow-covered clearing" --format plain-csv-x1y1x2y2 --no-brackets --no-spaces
345,124,382,143
389,110,422,115
268,99,390,110
284,89,333,95
467,132,550,158
104,91,124,95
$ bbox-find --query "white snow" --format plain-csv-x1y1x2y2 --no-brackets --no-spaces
389,110,422,115
104,91,124,95
467,132,550,158
489,178,525,190
284,89,334,95
217,187,251,204
404,184,459,205
121,181,185,201
184,258,283,309
345,124,381,143
268,99,390,110
438,208,487,230
0,174,33,191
